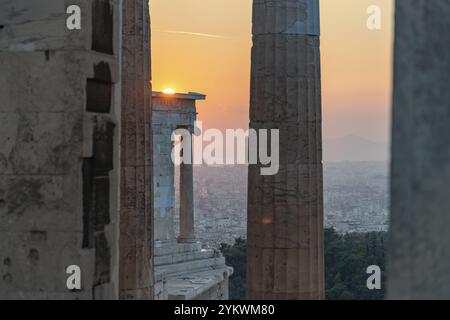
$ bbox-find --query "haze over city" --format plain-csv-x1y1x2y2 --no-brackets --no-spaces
152,0,394,148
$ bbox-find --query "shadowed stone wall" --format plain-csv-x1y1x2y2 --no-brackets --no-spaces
247,0,324,300
388,1,450,299
0,0,122,299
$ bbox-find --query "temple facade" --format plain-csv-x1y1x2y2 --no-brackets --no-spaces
152,92,232,300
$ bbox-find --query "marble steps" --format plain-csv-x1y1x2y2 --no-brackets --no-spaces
154,242,202,256
155,256,227,277
166,266,233,300
155,248,218,266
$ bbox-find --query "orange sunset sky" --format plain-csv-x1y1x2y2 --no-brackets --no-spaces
151,0,394,143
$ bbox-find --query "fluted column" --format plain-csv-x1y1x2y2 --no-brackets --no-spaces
247,0,324,300
388,1,450,299
119,0,153,299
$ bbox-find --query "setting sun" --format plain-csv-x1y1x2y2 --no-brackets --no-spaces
162,88,176,95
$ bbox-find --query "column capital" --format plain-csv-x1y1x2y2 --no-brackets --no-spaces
253,0,320,36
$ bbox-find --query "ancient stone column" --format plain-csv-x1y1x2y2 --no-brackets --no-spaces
119,0,153,299
178,134,196,243
247,0,324,300
388,1,450,299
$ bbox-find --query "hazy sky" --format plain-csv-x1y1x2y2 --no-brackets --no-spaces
151,0,394,143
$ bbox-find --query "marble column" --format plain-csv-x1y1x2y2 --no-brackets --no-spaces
247,0,324,300
388,1,450,299
178,134,196,243
119,0,153,299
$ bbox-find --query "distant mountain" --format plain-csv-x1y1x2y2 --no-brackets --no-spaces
323,135,389,162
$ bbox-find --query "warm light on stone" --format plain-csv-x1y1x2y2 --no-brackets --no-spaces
247,0,325,300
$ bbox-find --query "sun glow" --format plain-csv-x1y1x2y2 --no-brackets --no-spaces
162,88,176,95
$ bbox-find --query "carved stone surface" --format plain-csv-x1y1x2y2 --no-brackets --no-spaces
247,0,324,299
388,1,450,299
119,0,153,300
0,0,122,299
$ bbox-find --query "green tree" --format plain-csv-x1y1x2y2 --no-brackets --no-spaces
220,238,247,300
221,228,387,300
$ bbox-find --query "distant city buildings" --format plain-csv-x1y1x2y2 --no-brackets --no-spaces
324,162,389,234
180,162,389,249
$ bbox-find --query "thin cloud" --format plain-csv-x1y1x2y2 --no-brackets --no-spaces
157,29,228,39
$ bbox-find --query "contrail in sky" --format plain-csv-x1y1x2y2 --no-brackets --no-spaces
157,29,228,39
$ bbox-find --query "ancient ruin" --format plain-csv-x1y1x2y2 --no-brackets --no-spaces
0,0,153,299
152,92,232,300
247,0,325,299
0,0,326,301
6,0,450,302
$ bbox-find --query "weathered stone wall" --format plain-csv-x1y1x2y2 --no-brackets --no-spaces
388,1,450,299
0,0,122,299
119,0,154,300
247,0,324,299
